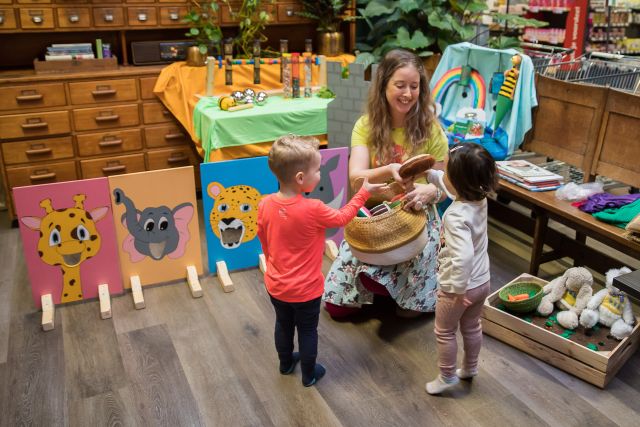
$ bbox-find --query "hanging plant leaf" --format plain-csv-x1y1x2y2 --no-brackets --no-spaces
396,27,433,50
398,0,420,13
362,0,396,18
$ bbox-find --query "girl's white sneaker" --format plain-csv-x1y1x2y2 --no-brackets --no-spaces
425,375,459,394
456,368,478,380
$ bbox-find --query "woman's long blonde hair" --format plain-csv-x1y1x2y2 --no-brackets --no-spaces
366,49,436,165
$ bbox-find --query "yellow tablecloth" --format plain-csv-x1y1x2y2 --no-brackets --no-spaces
153,54,354,159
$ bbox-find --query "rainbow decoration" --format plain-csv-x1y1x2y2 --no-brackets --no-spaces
432,66,486,110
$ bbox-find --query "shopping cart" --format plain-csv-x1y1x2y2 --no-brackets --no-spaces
532,50,640,94
520,42,574,70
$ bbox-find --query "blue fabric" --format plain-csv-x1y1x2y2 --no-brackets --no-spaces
440,117,510,160
430,42,538,157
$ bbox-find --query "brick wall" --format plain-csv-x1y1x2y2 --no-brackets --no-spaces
326,61,378,149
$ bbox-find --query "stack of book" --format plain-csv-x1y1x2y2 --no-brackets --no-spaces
496,160,564,191
45,43,95,61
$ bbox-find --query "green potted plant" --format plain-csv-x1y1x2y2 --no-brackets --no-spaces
183,1,223,65
221,0,275,58
297,0,356,56
354,0,547,70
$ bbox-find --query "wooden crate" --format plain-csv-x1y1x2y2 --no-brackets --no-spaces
482,273,640,388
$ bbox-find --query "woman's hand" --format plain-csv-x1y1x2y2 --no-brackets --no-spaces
403,183,438,211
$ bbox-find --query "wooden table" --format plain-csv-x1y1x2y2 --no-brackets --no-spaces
489,178,640,275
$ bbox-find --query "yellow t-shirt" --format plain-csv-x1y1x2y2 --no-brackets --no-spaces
351,115,449,167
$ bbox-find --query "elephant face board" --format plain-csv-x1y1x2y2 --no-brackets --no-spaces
109,167,202,287
200,156,278,274
13,178,123,308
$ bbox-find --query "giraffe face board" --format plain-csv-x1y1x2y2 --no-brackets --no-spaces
14,178,123,308
109,166,202,287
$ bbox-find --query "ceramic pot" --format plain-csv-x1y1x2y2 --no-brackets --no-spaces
186,46,206,67
317,31,344,57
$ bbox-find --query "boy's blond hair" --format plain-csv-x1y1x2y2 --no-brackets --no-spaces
268,134,320,184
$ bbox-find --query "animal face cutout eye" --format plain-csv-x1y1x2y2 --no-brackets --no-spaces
240,203,251,213
49,229,61,246
158,217,169,231
75,224,90,241
144,218,155,232
218,203,229,213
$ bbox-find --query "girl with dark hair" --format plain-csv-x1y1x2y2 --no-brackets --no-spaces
323,49,449,317
426,142,498,395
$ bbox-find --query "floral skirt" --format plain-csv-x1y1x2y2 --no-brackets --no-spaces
323,207,441,312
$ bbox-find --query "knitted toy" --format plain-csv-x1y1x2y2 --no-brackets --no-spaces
580,267,636,340
537,267,594,329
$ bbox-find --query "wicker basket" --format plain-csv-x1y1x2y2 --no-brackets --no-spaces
498,282,544,313
345,203,427,265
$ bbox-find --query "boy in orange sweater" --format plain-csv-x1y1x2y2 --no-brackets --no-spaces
258,134,387,386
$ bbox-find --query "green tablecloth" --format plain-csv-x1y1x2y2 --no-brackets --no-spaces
193,96,332,161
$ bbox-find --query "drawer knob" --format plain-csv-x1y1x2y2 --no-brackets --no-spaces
16,93,43,102
30,171,56,181
68,13,79,23
168,154,189,164
32,15,43,24
25,147,53,156
165,132,185,140
104,13,114,23
102,164,126,174
95,114,119,123
138,13,148,22
169,12,179,21
98,138,123,147
286,9,294,17
0,16,4,25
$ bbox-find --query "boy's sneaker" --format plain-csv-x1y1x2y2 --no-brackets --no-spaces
302,364,326,387
425,374,459,394
456,368,478,380
279,352,300,375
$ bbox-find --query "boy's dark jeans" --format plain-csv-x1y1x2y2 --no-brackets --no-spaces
269,295,321,383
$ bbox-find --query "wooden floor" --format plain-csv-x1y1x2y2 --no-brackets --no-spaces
1,206,639,427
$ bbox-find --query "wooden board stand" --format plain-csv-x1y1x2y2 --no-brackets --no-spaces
130,275,146,309
186,265,203,298
324,240,339,261
41,294,54,331
482,273,640,388
98,284,112,319
216,261,234,293
259,253,267,274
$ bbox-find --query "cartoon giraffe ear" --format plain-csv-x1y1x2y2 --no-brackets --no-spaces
90,206,109,222
208,182,224,199
21,216,42,231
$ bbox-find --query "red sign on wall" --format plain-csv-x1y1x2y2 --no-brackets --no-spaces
564,0,589,59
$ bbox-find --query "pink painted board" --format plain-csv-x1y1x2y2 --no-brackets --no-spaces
13,178,124,308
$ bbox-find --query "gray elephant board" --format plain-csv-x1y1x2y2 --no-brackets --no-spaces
109,167,203,287
302,147,348,246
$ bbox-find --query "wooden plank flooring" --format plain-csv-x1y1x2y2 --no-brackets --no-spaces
0,207,639,427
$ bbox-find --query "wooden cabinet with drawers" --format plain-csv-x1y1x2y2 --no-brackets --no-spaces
0,67,201,220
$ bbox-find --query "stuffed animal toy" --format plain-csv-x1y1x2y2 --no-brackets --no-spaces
537,267,594,329
579,267,636,340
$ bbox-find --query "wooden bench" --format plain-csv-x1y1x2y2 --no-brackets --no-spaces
489,76,640,276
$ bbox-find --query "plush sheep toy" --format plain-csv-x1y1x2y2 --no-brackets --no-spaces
537,267,594,329
579,267,637,340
